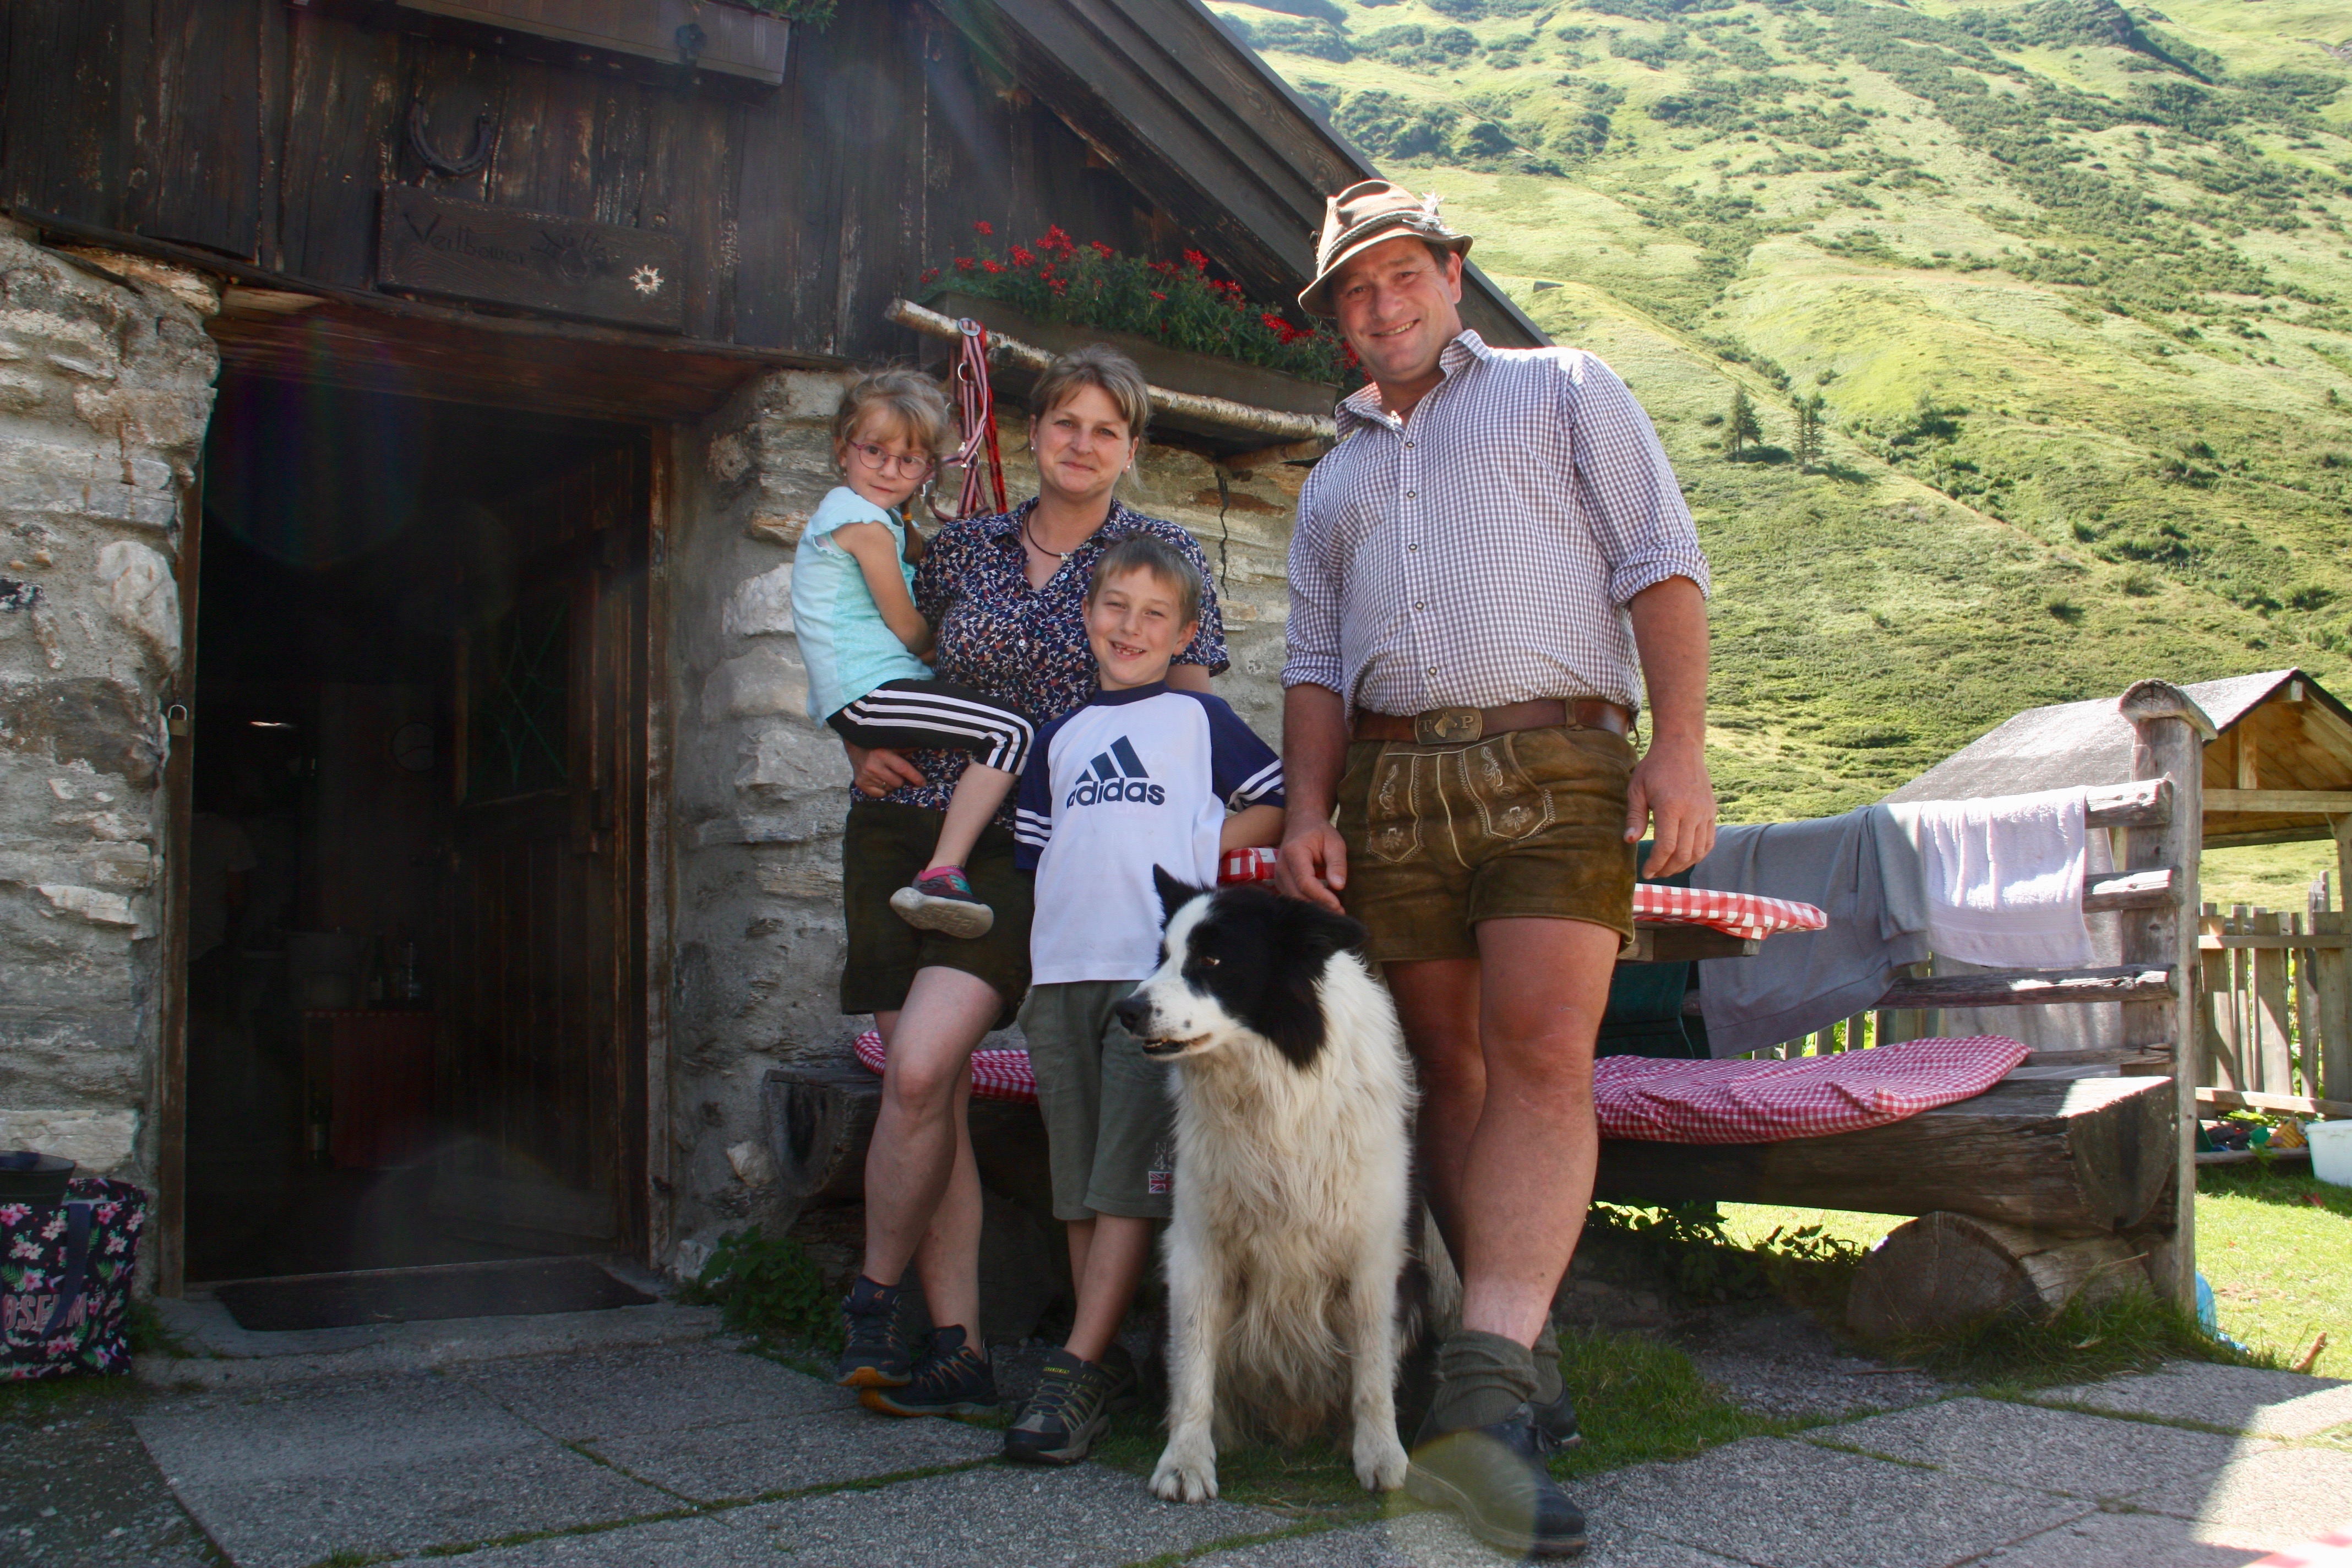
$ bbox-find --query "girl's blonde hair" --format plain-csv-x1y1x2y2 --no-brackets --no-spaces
832,369,957,462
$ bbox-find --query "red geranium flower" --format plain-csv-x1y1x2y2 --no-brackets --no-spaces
956,257,976,271
974,220,994,236
982,259,1003,274
1040,226,1077,255
1010,245,1037,266
1150,290,1167,301
1049,277,1069,294
1183,248,1211,271
1090,240,1115,258
920,268,940,284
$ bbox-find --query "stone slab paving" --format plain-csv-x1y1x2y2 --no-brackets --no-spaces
451,1342,854,1439
1816,1397,2257,1501
2127,1442,2352,1554
724,1462,1295,1567
1578,1435,2095,1568
589,1408,999,1503
1189,1507,1749,1566
1963,1509,2273,1567
2,1395,222,1566
2029,1361,2352,1440
384,1514,791,1566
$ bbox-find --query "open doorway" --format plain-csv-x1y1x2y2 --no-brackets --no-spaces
185,373,651,1285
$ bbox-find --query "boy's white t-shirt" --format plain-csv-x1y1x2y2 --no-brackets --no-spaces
1015,682,1283,986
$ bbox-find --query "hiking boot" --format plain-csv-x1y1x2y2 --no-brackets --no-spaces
833,1275,913,1390
1531,1384,1582,1452
860,1326,999,1420
889,868,995,939
1406,1403,1588,1559
1004,1347,1114,1465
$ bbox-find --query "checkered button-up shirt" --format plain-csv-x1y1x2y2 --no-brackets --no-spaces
1283,330,1709,719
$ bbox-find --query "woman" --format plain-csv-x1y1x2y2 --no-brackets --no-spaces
833,345,1229,1418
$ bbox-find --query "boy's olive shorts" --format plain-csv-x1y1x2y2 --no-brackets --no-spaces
1018,978,1175,1222
1335,723,1638,965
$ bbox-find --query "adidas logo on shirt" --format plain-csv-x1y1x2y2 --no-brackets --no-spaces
1065,736,1167,808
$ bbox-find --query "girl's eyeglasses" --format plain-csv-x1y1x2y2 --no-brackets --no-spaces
847,440,936,479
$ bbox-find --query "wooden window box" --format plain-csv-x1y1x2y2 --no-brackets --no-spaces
393,0,792,85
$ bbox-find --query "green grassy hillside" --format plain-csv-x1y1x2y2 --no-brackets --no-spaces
1216,0,2352,820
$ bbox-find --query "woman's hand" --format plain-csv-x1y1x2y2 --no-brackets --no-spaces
844,743,925,799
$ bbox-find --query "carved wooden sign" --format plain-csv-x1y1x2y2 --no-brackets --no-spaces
378,189,685,332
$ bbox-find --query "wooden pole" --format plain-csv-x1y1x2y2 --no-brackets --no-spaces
2254,909,2294,1092
2117,679,2213,1311
885,298,1340,443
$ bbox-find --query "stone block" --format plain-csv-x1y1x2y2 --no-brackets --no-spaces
705,645,810,722
0,1106,138,1169
453,1343,853,1441
2029,1362,2352,1439
2124,1442,2352,1551
725,562,794,639
587,1407,997,1502
739,720,851,806
1965,1510,2272,1567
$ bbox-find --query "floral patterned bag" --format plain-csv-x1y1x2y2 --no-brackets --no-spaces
2,1177,147,1380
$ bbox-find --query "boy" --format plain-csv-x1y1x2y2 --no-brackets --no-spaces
1005,535,1284,1464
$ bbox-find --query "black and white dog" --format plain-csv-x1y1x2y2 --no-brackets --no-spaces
1113,870,1417,1504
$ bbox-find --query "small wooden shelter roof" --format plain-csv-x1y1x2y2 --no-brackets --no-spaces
1882,669,2352,847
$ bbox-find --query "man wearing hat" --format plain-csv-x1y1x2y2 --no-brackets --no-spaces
1277,179,1716,1557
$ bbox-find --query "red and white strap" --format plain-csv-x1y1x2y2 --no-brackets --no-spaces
937,319,1006,522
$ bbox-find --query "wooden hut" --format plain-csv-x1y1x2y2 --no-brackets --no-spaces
0,0,1542,1300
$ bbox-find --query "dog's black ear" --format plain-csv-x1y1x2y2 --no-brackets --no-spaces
1282,899,1368,966
1153,865,1210,927
1253,895,1368,1071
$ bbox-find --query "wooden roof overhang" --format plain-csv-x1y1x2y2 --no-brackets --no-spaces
1884,669,2352,854
926,0,1546,353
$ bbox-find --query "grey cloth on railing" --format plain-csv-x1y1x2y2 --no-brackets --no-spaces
1690,806,1930,1058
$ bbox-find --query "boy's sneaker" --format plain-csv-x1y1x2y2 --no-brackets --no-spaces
860,1326,999,1420
833,1276,913,1390
1406,1403,1588,1559
1004,1348,1115,1465
889,868,995,939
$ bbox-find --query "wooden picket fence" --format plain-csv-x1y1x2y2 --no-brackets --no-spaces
2198,876,2351,1107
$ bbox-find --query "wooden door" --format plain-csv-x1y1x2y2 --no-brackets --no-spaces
443,440,649,1252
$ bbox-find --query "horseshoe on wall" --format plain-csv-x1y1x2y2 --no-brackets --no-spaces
408,100,496,178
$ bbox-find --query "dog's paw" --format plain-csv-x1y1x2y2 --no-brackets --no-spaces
1354,1434,1409,1493
1150,1441,1219,1504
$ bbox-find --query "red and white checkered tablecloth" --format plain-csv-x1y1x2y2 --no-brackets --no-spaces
1632,884,1826,941
853,1030,1038,1103
1592,1035,2028,1144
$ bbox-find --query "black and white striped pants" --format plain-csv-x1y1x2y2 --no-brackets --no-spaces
826,678,1035,775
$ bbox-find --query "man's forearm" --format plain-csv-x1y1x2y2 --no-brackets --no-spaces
1282,683,1349,826
1627,576,1708,749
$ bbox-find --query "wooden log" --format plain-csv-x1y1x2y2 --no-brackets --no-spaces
1877,966,2174,1010
2297,907,2323,1099
2196,1085,2352,1119
1847,1211,2150,1341
2083,867,2177,913
2317,910,2352,1104
2203,789,2352,815
886,298,1338,443
2118,679,2208,1309
2084,778,2173,829
1591,1074,2175,1236
760,1061,1057,1217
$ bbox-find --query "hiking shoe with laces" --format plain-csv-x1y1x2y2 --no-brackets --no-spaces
833,1275,913,1390
1531,1384,1582,1452
889,868,995,939
859,1325,999,1420
1406,1403,1588,1559
1004,1347,1114,1465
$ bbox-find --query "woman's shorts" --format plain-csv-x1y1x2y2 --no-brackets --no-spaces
1335,723,1637,966
840,801,1033,1027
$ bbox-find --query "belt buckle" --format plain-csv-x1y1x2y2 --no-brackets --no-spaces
1416,706,1483,745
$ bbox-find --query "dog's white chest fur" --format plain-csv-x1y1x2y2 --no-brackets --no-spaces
1122,890,1415,1503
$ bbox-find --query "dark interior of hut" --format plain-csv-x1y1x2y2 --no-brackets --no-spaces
186,373,649,1285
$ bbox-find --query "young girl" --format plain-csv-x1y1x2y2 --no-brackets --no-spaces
791,370,1035,938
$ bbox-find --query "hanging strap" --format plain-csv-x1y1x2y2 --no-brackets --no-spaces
40,1200,93,1338
939,319,1007,521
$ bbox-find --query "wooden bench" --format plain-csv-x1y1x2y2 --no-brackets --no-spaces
763,682,2212,1338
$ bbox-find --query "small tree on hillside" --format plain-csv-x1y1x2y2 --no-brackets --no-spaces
1794,392,1827,470
1723,385,1761,461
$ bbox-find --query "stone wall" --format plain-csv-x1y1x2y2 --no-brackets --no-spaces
663,369,1303,1254
0,231,219,1180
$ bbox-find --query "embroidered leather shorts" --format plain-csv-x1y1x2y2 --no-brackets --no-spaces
1335,723,1637,965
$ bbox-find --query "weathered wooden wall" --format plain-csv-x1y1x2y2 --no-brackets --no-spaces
1,0,1168,362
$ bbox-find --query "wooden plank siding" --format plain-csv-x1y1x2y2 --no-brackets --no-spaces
6,0,1542,369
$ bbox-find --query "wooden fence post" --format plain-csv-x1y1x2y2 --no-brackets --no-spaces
2253,909,2294,1092
2118,680,2212,1312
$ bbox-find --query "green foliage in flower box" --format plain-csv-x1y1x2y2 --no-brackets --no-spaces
921,224,1358,387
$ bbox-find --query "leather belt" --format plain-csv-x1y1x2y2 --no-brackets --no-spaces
1352,698,1631,745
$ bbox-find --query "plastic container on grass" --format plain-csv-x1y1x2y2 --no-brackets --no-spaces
2307,1119,2352,1189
